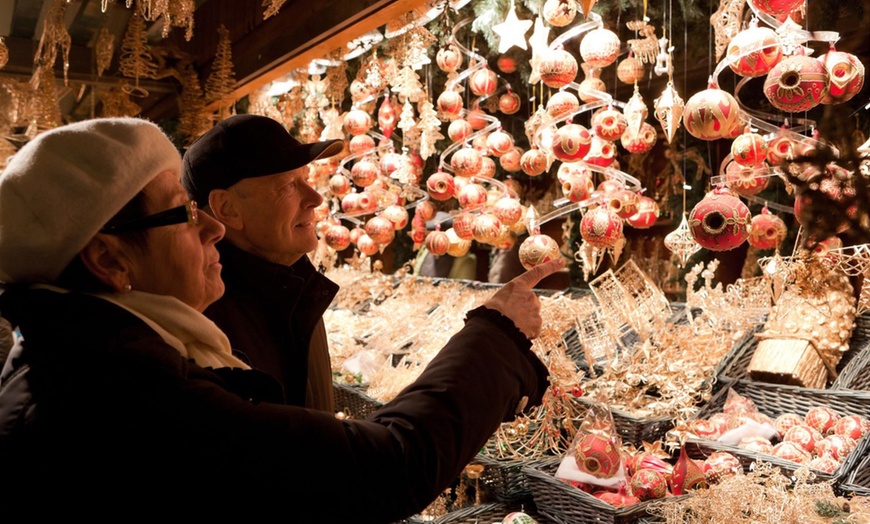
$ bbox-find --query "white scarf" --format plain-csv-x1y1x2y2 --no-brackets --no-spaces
95,290,250,370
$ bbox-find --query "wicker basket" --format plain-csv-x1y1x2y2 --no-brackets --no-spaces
721,313,870,390
403,501,551,524
332,382,383,419
473,453,559,504
524,458,688,524
683,381,870,486
571,396,674,446
839,450,870,497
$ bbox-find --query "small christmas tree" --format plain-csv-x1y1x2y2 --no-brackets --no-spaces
417,98,444,161
177,64,210,143
204,25,236,116
118,11,159,96
391,66,425,104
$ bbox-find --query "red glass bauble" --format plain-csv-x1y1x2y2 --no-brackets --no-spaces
751,0,804,17
469,67,498,97
518,234,561,270
520,148,549,176
631,469,669,501
551,123,592,161
357,233,380,256
772,441,811,463
580,27,620,68
416,200,436,221
457,183,488,210
725,160,770,197
688,186,751,251
425,230,451,255
592,107,627,142
324,224,351,251
605,189,640,219
486,130,515,157
472,213,502,244
351,157,381,187
451,148,482,177
478,156,497,179
349,134,376,155
426,171,455,201
617,54,645,84
774,413,803,438
594,487,640,507
344,109,373,136
738,436,774,454
448,119,473,143
497,54,518,73
764,54,830,113
543,0,577,27
494,197,523,226
365,216,395,245
727,21,782,78
580,206,623,248
378,96,397,138
437,90,464,117
809,456,840,474
557,161,591,185
784,424,823,453
452,212,476,240
381,205,408,230
766,133,795,166
684,83,743,140
731,128,768,167
573,433,622,478
584,135,616,167
820,45,865,105
499,91,522,114
816,435,858,461
620,122,657,154
748,208,787,249
466,108,489,130
547,90,580,120
670,447,708,495
329,174,352,197
703,452,741,484
562,174,594,203
805,406,841,434
626,196,659,229
539,49,578,89
834,415,870,441
436,44,463,72
500,147,523,172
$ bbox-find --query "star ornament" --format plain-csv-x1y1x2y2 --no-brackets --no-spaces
493,1,532,54
528,16,551,84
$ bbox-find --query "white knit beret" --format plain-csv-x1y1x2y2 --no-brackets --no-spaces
0,118,181,283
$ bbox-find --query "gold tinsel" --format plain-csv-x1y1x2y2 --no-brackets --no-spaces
323,50,348,107
262,0,288,20
99,84,142,117
119,11,160,96
0,36,9,70
204,25,236,117
29,68,62,130
33,0,71,88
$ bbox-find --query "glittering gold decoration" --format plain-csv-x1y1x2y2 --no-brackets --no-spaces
323,50,348,106
95,24,115,78
624,83,648,141
0,139,16,171
262,0,288,19
418,98,444,161
99,83,142,117
665,215,701,268
204,25,237,115
388,25,436,70
176,64,210,143
589,260,672,342
627,20,658,64
654,81,684,144
33,0,72,87
685,260,772,332
711,0,746,62
0,36,9,70
119,10,159,97
823,244,870,314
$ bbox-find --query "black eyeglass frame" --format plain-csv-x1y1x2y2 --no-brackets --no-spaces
100,200,199,234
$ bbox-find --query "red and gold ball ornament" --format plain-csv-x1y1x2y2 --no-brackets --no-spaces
580,27,621,68
726,21,782,78
688,186,751,251
594,486,640,507
684,82,743,140
350,79,374,101
557,161,591,185
494,197,523,226
573,434,623,478
451,148,483,178
351,157,381,187
725,160,770,197
472,133,489,154
690,419,724,440
520,148,549,176
329,174,352,197
436,44,463,72
478,156,497,179
580,206,624,248
806,407,841,434
772,441,811,463
703,452,742,484
584,135,616,167
473,213,503,244
751,0,805,18
784,424,823,453
551,123,592,162
812,236,843,258
381,204,409,230
670,447,708,495
627,196,659,229
340,192,362,214
349,134,376,155
453,212,476,240
445,228,472,257
749,208,787,250
597,178,623,196
426,170,456,201
356,233,380,256
820,44,865,105
617,53,645,85
458,183,488,210
349,225,366,245
808,456,840,474
365,216,395,245
592,107,628,142
620,122,657,154
425,229,451,256
539,48,579,89
416,199,436,221
731,128,768,167
764,53,830,113
543,0,577,27
448,119,473,143
606,188,640,219
437,90,464,117
766,133,795,166
499,91,522,115
497,54,518,74
500,147,523,172
344,109,373,136
738,436,774,454
469,67,498,97
631,469,669,501
834,415,870,441
518,234,561,270
547,90,581,120
466,108,489,130
816,435,858,462
562,174,594,203
324,223,351,251
578,69,608,103
486,130,515,157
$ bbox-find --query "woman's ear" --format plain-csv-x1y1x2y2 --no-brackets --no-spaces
208,189,244,231
79,235,134,293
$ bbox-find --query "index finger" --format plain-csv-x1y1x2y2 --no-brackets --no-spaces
509,258,566,290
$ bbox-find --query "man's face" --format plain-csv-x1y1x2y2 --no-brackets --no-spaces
227,166,323,266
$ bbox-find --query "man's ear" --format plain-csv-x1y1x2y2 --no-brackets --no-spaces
208,189,244,231
79,235,134,293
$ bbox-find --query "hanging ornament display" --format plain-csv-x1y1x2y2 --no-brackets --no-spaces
670,448,708,495
324,223,352,251
551,123,592,161
580,206,623,248
724,160,770,196
727,20,782,78
605,188,640,219
492,0,533,53
543,0,577,27
518,234,562,270
711,0,747,61
748,207,787,249
494,197,523,226
349,135,376,156
621,122,657,154
627,19,658,64
819,43,865,105
547,90,580,120
528,17,552,84
448,119,473,143
578,63,607,103
351,157,381,187
453,212,476,240
473,213,503,244
521,148,550,176
623,84,648,141
457,183,488,210
329,174,352,197
665,215,702,267
466,107,489,130
539,48,578,89
731,127,768,167
592,107,627,141
499,91,522,114
626,196,660,229
425,229,451,256
684,80,743,140
653,82,684,145
478,156,497,178
688,186,752,251
344,109,373,135
763,52,830,113
469,66,498,96
617,52,645,85
580,27,620,68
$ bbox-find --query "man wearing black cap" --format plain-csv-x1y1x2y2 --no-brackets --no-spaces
182,114,344,411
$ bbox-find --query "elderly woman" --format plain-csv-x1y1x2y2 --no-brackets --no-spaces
0,118,558,519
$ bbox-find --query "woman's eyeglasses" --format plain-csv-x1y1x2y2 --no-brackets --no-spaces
100,200,199,234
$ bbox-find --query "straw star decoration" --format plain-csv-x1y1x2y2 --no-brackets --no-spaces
493,0,532,54
527,16,551,84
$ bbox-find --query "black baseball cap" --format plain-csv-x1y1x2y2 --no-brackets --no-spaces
181,114,344,206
